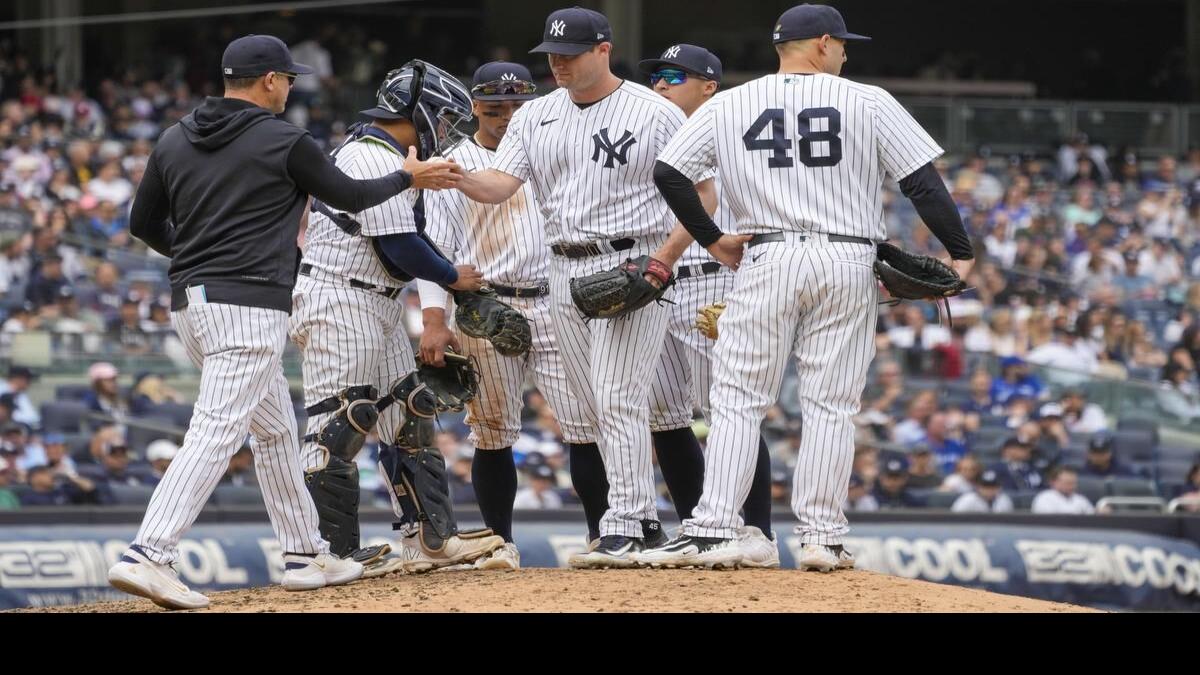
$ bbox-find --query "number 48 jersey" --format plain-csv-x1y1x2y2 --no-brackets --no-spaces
657,72,942,242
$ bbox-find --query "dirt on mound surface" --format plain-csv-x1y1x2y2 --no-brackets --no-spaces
12,568,1096,613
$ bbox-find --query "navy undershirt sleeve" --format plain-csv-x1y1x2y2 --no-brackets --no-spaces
898,163,974,260
374,232,459,285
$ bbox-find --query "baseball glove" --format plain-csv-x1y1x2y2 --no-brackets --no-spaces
873,242,967,301
452,288,532,357
695,302,726,340
569,255,675,319
416,350,479,413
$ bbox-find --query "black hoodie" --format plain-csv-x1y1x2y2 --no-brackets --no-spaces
130,97,411,313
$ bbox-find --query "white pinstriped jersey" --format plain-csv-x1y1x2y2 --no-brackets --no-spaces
301,136,419,287
425,139,548,285
491,81,687,245
658,73,942,242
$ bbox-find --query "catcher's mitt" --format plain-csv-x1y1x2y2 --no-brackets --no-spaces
569,255,675,319
873,243,967,301
416,350,479,413
452,288,532,357
695,302,726,340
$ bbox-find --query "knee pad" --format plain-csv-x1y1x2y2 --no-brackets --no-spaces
304,385,380,465
304,454,361,557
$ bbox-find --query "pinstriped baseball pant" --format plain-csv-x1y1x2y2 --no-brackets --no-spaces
683,234,878,544
132,302,327,564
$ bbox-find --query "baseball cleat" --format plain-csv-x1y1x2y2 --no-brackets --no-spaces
835,546,856,570
735,526,780,569
394,531,506,573
281,552,364,591
475,542,521,571
108,546,210,610
797,544,839,573
568,535,643,569
631,534,743,569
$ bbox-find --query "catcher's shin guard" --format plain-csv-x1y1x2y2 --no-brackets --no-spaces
304,385,380,463
378,443,460,553
305,454,362,557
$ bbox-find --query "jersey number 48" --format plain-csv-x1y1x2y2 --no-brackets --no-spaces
743,107,842,169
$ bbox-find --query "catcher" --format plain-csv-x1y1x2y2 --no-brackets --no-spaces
290,61,504,577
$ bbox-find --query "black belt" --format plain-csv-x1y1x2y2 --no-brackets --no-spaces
747,232,874,248
550,238,636,258
299,264,403,300
676,262,724,280
490,283,549,298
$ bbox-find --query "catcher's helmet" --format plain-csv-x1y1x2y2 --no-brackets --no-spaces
360,60,473,159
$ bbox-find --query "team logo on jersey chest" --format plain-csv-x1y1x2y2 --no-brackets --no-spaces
590,128,637,168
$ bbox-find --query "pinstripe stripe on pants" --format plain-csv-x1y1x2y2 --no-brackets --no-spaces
549,246,670,538
683,235,877,544
133,302,326,564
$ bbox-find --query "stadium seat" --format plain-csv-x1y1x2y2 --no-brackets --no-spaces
212,484,265,507
152,402,194,429
1106,478,1159,498
1158,444,1199,463
1115,417,1160,443
109,483,155,506
1075,476,1108,504
925,491,960,509
53,384,93,402
1111,429,1157,463
40,401,91,433
125,417,179,455
1010,491,1036,510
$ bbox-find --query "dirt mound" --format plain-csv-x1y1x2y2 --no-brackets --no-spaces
11,568,1095,613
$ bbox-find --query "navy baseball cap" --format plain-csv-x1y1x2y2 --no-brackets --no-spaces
638,44,723,83
221,35,314,78
772,4,871,44
883,458,907,475
978,469,1000,487
530,7,612,55
471,62,538,101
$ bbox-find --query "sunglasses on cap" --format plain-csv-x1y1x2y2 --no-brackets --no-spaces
471,79,537,97
650,68,689,86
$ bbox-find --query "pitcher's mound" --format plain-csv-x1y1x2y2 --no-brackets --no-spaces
13,568,1096,613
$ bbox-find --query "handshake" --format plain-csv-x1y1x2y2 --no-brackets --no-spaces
402,146,466,191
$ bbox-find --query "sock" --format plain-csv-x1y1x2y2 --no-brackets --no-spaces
567,442,609,540
741,436,774,537
652,427,705,521
471,446,517,542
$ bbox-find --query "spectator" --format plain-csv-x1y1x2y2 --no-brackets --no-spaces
19,464,99,506
79,436,147,487
82,362,128,423
85,160,133,207
1173,464,1200,511
144,439,178,485
1077,433,1140,478
0,456,19,509
941,454,984,494
106,297,152,355
924,412,968,474
872,458,924,509
222,442,258,486
893,390,938,445
906,444,944,489
862,359,905,421
87,200,129,248
988,436,1045,492
1,421,43,474
0,365,40,429
1031,466,1096,514
1059,388,1110,434
513,463,563,509
844,473,878,511
79,261,123,321
128,372,183,416
887,304,952,352
1027,323,1099,382
24,252,69,308
1032,404,1071,459
1113,251,1157,301
0,234,31,296
989,356,1045,406
770,463,790,506
951,469,1014,512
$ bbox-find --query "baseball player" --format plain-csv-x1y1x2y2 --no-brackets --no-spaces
110,36,459,608
418,61,597,571
291,61,505,577
639,43,778,567
635,4,974,570
455,7,690,567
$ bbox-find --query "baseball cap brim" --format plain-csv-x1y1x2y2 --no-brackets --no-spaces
833,32,871,41
636,58,711,77
529,41,596,56
359,106,407,120
285,62,316,75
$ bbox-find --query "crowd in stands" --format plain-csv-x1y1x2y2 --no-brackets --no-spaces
2,41,1200,515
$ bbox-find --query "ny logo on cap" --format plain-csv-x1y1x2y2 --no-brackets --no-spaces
591,128,637,169
501,73,517,81
550,20,566,37
707,67,714,74
664,45,682,59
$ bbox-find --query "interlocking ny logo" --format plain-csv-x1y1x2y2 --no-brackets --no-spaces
591,128,637,168
501,72,517,81
550,20,566,36
664,45,681,59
